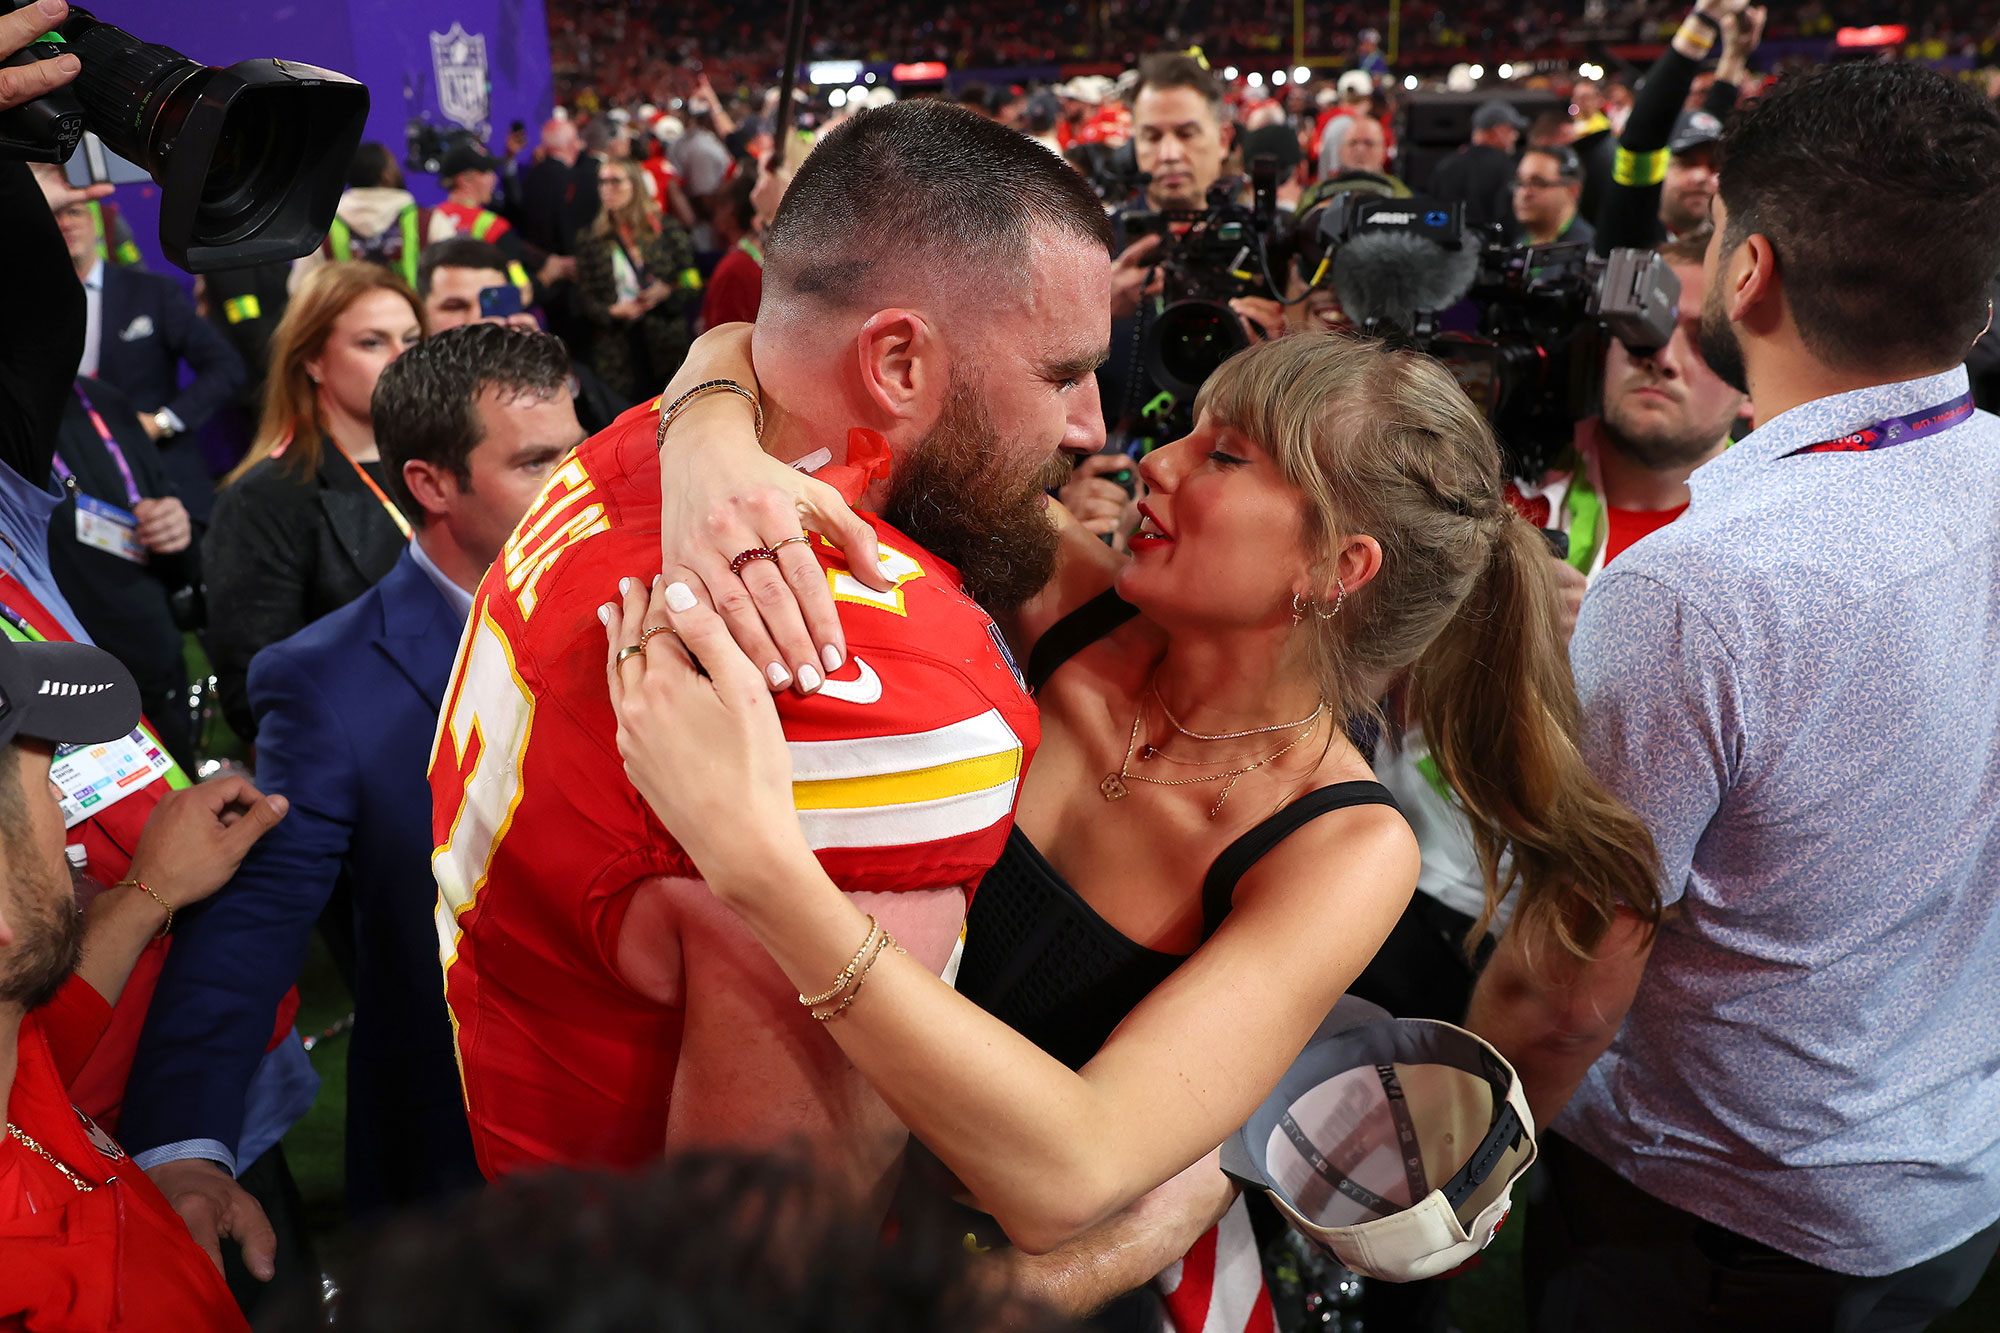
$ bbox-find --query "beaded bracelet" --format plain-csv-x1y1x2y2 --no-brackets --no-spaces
799,916,884,1008
812,930,906,1022
656,379,763,449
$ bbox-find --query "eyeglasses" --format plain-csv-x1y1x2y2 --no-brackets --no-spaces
600,175,629,187
1513,176,1572,191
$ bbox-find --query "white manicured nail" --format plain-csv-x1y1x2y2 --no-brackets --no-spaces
797,664,822,693
821,644,843,672
664,581,697,613
767,663,791,688
597,604,612,626
619,577,634,596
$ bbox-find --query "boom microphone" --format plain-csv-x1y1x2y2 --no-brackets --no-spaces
1330,229,1482,336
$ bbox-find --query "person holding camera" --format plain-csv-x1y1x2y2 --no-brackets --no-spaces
1472,62,2000,1330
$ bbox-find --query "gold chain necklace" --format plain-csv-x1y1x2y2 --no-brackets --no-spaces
1102,706,1324,819
6,1122,95,1192
1151,680,1324,742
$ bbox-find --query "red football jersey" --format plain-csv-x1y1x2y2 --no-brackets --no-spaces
430,402,1040,1179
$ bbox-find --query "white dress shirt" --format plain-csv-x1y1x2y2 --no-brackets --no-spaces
78,258,103,380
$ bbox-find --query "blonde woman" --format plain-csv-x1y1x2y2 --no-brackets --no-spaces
602,334,1661,1303
205,262,423,738
575,157,699,399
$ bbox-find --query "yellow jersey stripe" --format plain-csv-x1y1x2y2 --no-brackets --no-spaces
799,781,1019,852
787,709,1022,782
793,746,1021,810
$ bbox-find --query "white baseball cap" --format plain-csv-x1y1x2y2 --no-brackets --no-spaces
1219,996,1537,1282
1338,70,1373,99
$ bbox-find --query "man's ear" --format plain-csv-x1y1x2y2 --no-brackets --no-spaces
400,458,458,524
1728,232,1783,338
854,308,945,424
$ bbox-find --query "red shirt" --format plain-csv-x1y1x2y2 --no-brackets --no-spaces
1604,503,1688,564
0,978,247,1332
432,199,512,243
431,401,1040,1179
700,243,763,331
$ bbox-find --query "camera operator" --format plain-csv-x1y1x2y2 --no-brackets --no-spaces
1594,0,1764,253
1091,56,1231,454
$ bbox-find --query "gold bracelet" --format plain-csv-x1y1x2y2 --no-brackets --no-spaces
656,379,763,448
115,878,173,937
812,930,906,1022
799,916,883,1008
1674,16,1716,56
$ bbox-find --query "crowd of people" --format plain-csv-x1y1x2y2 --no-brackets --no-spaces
2,0,2000,1331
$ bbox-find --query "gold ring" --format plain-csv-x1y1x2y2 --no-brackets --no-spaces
616,644,646,665
770,534,812,553
637,625,675,650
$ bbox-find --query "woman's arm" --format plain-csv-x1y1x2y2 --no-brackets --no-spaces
992,495,1129,660
652,324,887,692
606,580,1420,1252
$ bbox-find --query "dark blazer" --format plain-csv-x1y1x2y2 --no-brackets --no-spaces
203,443,411,739
121,550,483,1219
96,264,247,522
47,376,199,764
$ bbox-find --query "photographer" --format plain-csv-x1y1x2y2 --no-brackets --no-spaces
1593,0,1764,254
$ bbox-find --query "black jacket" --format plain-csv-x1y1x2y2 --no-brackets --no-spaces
511,156,601,257
203,442,412,739
0,163,84,483
1427,144,1517,233
96,264,247,524
47,377,199,739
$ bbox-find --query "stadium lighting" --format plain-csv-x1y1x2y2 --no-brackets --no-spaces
1223,65,1240,81
828,88,846,108
1469,64,1485,80
1273,70,1287,86
1498,63,1514,79
864,71,877,83
1293,65,1310,83
850,84,868,103
1404,74,1418,90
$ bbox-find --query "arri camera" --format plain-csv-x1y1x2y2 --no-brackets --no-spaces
0,2,368,271
1323,193,1681,475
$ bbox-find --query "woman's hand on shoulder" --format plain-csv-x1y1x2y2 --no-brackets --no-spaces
657,323,889,696
603,573,808,895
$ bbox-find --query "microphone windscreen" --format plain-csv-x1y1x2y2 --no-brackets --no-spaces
1331,232,1482,334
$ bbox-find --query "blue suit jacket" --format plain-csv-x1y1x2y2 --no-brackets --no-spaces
96,264,246,521
122,549,482,1217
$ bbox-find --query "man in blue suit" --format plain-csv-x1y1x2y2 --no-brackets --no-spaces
121,326,585,1251
54,191,246,522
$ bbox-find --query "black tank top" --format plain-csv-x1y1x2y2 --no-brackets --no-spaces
956,589,1402,1070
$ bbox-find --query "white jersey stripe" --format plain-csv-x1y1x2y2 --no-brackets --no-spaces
786,708,1021,782
798,776,1020,851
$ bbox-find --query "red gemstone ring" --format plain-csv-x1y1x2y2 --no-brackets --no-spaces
729,546,779,574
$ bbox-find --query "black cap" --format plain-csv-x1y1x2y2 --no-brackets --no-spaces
1472,99,1529,133
0,638,140,752
1668,109,1723,155
439,145,501,179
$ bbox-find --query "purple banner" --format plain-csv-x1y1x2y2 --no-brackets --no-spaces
81,0,554,279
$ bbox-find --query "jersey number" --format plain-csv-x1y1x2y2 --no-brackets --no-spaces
829,545,926,616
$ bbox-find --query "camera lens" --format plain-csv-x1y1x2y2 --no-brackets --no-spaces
1145,300,1251,400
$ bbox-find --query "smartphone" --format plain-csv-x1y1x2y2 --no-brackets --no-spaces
479,284,526,319
64,132,151,188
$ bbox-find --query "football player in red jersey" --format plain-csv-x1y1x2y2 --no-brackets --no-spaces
430,101,1113,1207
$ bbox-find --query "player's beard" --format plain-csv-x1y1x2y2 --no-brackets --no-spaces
0,852,82,1013
1602,382,1736,472
884,376,1069,613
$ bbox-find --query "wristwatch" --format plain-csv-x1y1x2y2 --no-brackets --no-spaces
150,410,177,438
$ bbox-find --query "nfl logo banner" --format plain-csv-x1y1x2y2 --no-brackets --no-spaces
431,22,490,130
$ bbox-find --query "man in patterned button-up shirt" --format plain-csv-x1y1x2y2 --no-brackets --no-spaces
1469,59,2000,1332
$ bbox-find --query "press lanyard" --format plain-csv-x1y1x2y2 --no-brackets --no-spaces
737,237,763,264
56,385,143,508
1782,392,1974,457
339,447,413,541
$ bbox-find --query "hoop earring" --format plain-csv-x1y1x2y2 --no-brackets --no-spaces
1291,576,1348,624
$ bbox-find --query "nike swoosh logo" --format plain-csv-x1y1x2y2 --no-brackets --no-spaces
816,655,881,705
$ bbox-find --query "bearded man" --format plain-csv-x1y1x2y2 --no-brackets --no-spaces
429,102,1112,1216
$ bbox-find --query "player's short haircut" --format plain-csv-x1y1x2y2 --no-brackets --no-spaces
1130,52,1225,117
761,101,1113,311
372,324,572,520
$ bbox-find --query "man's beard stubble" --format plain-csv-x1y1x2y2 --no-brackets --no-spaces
1698,267,1751,397
0,856,81,1012
883,380,1067,613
